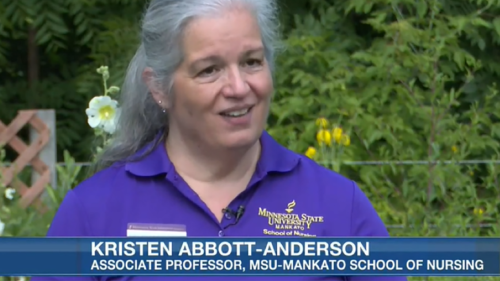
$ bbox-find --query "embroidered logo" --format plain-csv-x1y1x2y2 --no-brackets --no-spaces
258,200,324,237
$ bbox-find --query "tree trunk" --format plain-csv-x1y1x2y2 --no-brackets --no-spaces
27,27,39,108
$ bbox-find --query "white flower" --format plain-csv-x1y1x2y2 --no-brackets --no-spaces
85,96,120,134
0,219,4,236
4,188,15,200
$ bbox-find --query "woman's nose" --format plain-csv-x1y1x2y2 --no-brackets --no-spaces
222,66,251,98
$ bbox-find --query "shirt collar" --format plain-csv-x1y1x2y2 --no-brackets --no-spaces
125,130,300,177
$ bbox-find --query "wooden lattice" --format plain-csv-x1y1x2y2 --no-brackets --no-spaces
0,110,51,208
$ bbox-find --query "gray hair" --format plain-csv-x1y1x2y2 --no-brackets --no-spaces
94,0,281,171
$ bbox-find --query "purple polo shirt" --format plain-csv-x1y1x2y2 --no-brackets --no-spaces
31,131,407,281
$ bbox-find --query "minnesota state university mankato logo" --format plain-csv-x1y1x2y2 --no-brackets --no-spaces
258,200,324,237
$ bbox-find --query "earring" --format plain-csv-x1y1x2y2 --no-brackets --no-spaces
158,100,166,113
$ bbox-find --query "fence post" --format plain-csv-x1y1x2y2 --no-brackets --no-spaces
30,110,57,190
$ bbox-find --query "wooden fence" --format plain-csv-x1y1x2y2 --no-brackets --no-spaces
0,110,56,208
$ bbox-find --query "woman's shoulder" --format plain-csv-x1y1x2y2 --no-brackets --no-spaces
72,164,128,198
293,153,357,193
263,132,355,193
66,162,144,216
289,154,389,236
46,163,138,236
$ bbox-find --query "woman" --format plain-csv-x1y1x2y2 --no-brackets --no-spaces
33,0,407,280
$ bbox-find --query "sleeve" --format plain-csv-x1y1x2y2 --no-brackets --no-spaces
347,182,408,281
29,190,98,281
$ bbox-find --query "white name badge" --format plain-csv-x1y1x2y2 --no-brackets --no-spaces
127,223,187,237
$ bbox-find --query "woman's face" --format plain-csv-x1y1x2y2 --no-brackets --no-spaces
167,7,273,150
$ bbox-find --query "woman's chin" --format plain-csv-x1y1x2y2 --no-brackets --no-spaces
218,130,262,150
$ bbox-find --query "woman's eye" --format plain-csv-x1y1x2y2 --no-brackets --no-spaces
246,59,262,67
247,59,261,65
199,66,218,77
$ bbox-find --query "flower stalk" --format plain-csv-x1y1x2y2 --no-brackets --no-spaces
85,66,121,160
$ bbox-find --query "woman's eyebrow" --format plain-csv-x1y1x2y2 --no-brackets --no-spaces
189,46,265,71
243,46,264,56
189,55,223,72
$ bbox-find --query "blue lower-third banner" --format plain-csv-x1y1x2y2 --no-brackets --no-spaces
0,238,499,276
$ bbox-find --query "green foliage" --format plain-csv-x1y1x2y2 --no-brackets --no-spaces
267,2,500,278
0,149,80,239
0,0,141,161
268,0,500,259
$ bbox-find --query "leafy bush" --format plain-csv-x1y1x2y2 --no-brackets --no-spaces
0,150,82,238
267,1,500,279
0,65,117,242
269,0,500,239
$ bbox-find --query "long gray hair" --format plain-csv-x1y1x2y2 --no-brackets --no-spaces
94,0,281,171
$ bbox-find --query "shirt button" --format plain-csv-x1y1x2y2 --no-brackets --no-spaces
224,212,232,219
218,230,224,237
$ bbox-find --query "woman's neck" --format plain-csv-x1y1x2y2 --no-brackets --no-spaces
165,132,261,184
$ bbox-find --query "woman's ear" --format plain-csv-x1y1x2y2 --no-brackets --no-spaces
142,67,170,109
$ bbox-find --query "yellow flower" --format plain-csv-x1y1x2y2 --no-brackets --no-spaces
315,118,329,129
473,208,484,216
332,127,343,143
451,145,458,153
316,130,332,145
305,147,317,159
469,171,474,176
341,134,350,146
